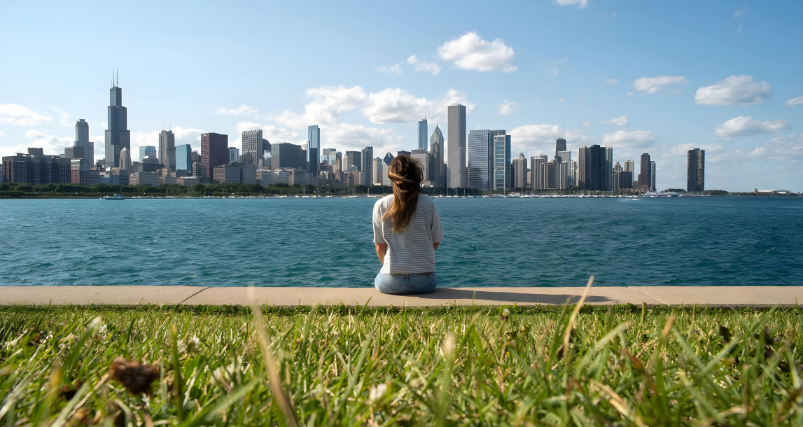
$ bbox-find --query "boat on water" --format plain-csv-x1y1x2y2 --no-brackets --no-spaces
101,194,125,200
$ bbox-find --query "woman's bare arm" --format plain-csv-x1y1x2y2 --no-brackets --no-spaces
375,243,388,264
434,242,439,250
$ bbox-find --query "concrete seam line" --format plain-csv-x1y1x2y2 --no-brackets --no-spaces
179,287,211,305
631,287,668,305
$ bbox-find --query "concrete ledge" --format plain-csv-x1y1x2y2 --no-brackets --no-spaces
0,286,208,305
0,286,800,307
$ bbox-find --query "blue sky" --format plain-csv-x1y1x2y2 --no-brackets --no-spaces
1,0,801,190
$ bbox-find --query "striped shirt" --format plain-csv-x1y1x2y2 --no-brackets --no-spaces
373,194,443,274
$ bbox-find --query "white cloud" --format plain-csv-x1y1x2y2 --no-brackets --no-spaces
50,107,71,127
737,25,743,33
605,78,620,84
632,76,688,94
602,130,656,147
546,68,558,76
557,98,565,103
364,88,428,124
437,32,517,72
579,97,585,102
217,105,259,116
582,121,591,128
553,0,588,9
509,125,594,155
694,75,771,106
375,64,402,75
406,55,440,76
600,115,629,127
0,131,5,137
273,85,368,129
626,91,634,96
748,134,803,161
713,116,789,139
498,100,518,115
734,6,748,18
785,96,803,108
0,129,74,158
0,104,53,126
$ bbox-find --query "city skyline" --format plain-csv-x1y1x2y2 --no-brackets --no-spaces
0,1,800,190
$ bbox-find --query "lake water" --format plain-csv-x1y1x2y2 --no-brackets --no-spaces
1,197,801,288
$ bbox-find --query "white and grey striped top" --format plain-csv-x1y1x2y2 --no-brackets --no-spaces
373,194,443,274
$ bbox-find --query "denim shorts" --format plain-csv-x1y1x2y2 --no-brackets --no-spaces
374,272,438,295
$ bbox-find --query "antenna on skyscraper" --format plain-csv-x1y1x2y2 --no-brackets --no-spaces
116,69,118,87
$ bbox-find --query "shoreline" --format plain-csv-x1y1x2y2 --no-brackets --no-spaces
1,285,800,307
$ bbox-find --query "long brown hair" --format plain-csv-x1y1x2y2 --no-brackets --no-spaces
382,155,423,232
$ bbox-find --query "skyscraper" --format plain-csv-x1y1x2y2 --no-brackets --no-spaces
345,151,361,171
624,160,635,188
372,157,383,185
74,119,94,166
555,138,566,156
492,130,511,192
687,148,705,193
139,146,156,162
270,143,305,169
176,144,192,173
381,152,394,186
119,147,130,171
430,125,445,187
229,147,240,163
578,145,613,191
638,153,651,192
410,149,430,185
447,103,466,188
530,154,548,190
201,133,229,178
650,160,656,192
512,153,527,189
242,130,264,166
104,73,130,168
307,125,320,175
361,146,373,186
468,129,493,192
418,119,428,151
159,130,175,171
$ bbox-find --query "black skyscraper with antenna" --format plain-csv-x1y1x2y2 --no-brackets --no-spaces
104,70,131,168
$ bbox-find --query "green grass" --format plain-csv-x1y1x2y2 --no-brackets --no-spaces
1,303,801,426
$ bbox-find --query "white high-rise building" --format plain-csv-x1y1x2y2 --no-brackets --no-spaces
446,103,466,188
241,130,263,166
119,147,130,171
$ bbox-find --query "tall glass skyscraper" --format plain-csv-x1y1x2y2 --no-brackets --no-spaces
468,129,493,192
650,160,656,192
578,145,613,191
176,144,192,172
361,146,373,185
104,74,130,168
307,125,320,175
492,130,511,192
555,138,566,156
418,119,428,152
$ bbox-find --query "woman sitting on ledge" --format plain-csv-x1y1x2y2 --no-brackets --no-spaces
373,155,443,295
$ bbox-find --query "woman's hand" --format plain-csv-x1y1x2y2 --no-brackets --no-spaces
375,243,388,264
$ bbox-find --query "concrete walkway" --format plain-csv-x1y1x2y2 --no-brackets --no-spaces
0,286,800,307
